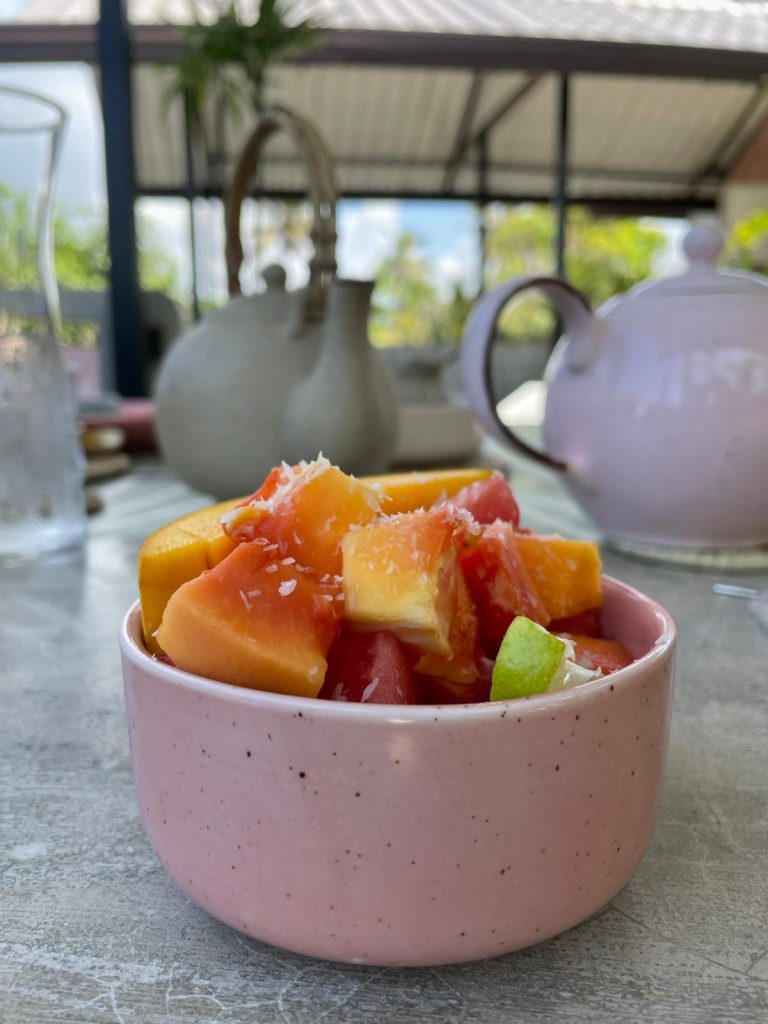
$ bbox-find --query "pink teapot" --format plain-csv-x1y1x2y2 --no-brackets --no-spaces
462,226,768,553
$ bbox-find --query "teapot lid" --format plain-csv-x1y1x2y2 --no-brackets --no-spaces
628,225,768,300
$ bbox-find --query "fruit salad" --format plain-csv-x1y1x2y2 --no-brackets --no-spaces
139,458,633,704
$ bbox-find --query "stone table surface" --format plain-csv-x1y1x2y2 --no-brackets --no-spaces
2,454,767,1024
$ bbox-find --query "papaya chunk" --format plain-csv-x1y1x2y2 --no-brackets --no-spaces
156,542,341,697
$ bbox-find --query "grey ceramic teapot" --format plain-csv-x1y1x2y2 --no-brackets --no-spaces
154,107,336,499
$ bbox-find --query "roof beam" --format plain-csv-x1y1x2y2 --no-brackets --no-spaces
138,151,711,185
286,32,768,82
442,72,485,193
0,24,96,62
2,25,767,82
469,74,543,144
138,184,716,215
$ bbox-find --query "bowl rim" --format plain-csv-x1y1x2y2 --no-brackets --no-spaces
120,574,675,721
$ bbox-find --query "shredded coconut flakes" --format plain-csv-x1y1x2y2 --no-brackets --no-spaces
361,677,380,702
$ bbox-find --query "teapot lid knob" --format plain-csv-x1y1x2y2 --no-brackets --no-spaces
683,225,724,269
262,263,287,291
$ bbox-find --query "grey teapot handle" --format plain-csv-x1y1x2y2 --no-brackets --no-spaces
461,275,593,471
225,104,337,319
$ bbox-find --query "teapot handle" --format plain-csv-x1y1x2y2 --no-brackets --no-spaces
225,105,337,320
461,275,594,470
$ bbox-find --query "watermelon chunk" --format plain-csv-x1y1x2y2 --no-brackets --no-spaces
318,628,421,704
549,607,602,638
442,471,520,528
560,634,633,675
460,521,549,657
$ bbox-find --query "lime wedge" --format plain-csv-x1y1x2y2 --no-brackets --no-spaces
491,617,567,701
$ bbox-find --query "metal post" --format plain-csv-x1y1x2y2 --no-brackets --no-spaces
183,89,201,321
554,74,571,278
477,130,489,294
98,0,143,396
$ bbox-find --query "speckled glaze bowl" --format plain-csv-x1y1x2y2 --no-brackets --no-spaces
119,576,675,967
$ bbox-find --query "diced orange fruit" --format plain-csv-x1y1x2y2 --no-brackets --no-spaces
136,466,493,653
513,534,602,620
224,459,383,576
138,499,238,654
421,656,494,705
156,542,341,697
360,468,492,514
342,508,466,656
416,566,480,684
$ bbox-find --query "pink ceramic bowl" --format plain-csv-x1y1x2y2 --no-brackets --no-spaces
119,575,675,967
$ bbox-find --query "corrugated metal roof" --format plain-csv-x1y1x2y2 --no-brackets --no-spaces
570,77,755,175
16,0,768,54
14,0,768,207
133,61,768,205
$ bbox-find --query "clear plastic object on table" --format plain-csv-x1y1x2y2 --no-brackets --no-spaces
0,327,86,562
712,583,768,633
0,87,86,563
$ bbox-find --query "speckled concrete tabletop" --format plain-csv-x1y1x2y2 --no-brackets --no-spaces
2,453,767,1023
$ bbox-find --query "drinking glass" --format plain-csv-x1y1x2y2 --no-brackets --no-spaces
0,87,86,562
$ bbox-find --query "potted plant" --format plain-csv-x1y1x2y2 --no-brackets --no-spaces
166,0,317,188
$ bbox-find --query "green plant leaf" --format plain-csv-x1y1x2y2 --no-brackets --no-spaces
161,0,318,132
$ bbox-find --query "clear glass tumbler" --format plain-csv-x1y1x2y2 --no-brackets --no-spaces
0,329,86,562
0,87,85,562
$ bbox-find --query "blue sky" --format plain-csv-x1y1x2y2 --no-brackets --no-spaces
3,1,33,20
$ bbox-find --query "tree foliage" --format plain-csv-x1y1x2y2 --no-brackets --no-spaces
370,233,441,347
725,207,768,271
370,205,668,347
165,0,317,132
485,205,666,341
0,183,181,346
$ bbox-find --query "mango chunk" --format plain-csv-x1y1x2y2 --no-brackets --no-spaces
513,534,602,620
342,508,465,656
415,567,480,684
157,542,341,696
361,468,492,515
138,498,238,654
